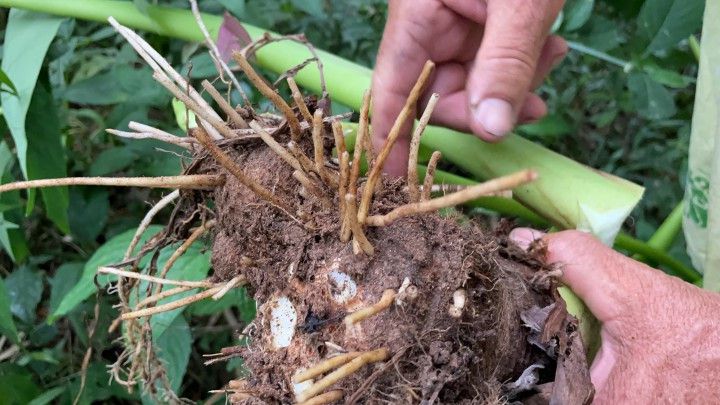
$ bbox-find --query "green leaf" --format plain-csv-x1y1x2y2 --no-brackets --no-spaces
627,72,677,119
68,188,109,243
25,83,69,233
643,64,695,88
564,0,595,31
27,386,65,405
51,225,164,321
172,97,196,131
0,364,41,405
48,262,83,314
291,0,326,17
0,141,29,262
218,0,246,18
5,265,43,324
0,9,63,182
62,65,167,106
0,68,18,96
637,0,705,54
0,277,19,344
89,146,140,177
151,315,191,394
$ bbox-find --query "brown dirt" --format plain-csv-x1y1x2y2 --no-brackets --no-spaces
180,110,594,404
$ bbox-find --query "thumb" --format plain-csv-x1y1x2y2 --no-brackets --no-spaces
510,228,654,324
467,0,563,139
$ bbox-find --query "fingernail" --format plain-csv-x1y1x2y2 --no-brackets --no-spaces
509,228,545,251
552,52,566,68
472,98,514,138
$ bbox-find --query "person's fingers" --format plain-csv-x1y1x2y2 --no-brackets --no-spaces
371,2,431,177
530,35,568,89
510,228,654,323
467,0,564,140
518,93,547,123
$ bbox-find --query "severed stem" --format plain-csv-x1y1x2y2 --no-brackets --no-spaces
98,267,215,288
339,152,351,242
359,61,434,223
366,169,538,227
293,170,332,208
287,76,313,123
293,352,362,383
408,93,440,202
296,349,390,402
249,121,305,173
344,194,374,255
158,220,216,279
421,151,442,201
201,80,248,129
0,175,223,193
349,90,371,197
107,129,194,149
232,51,301,140
312,109,325,176
192,126,292,212
121,286,224,320
344,289,396,326
297,390,344,405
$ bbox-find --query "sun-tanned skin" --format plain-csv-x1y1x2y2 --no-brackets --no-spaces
372,0,566,176
374,1,720,402
511,229,720,403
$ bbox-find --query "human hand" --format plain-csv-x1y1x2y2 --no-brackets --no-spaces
371,0,567,176
510,228,720,403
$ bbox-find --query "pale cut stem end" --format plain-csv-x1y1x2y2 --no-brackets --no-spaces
421,151,442,201
408,93,440,202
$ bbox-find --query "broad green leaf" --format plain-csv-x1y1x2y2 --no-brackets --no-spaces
48,262,83,314
0,364,41,405
0,9,63,182
564,0,595,31
637,0,705,54
62,65,167,106
5,265,43,324
151,315,191,394
27,386,65,405
627,72,677,119
90,146,137,176
68,361,136,404
68,188,109,243
188,287,256,323
51,225,164,321
25,83,69,232
0,141,29,262
0,277,19,344
0,68,18,96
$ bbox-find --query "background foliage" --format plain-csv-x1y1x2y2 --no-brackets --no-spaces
0,0,705,402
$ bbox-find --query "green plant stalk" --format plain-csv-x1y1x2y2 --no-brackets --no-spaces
689,35,701,62
2,0,645,243
633,201,684,263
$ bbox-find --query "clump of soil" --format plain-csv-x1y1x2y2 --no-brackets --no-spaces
185,101,593,403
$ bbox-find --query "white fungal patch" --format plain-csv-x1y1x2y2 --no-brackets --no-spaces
269,296,297,349
328,264,357,304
